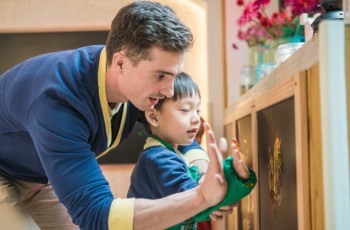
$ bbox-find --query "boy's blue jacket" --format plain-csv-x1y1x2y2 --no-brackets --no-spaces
127,136,199,230
128,137,199,199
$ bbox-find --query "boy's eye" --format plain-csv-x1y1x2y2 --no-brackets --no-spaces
181,109,189,112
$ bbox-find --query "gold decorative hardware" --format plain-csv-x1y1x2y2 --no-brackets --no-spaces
268,132,283,205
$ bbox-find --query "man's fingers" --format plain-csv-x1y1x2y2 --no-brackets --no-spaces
218,137,227,157
210,208,233,217
204,122,223,171
199,122,227,206
204,122,215,145
215,172,224,185
209,213,224,221
208,143,224,172
203,121,212,130
217,204,237,210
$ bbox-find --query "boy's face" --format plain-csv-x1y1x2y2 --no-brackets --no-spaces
154,94,201,147
108,47,184,111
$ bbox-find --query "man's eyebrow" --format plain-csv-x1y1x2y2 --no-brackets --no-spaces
154,70,176,77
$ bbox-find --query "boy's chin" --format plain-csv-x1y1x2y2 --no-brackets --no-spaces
180,139,195,145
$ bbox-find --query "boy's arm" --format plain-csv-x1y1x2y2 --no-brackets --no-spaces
180,136,229,183
178,141,209,179
132,123,227,230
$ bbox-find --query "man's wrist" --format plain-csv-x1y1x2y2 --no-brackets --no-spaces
194,186,211,211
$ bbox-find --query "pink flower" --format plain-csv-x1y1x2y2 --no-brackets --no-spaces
283,0,321,17
232,43,239,50
254,0,271,8
236,0,245,6
237,30,247,40
234,0,316,49
237,1,259,26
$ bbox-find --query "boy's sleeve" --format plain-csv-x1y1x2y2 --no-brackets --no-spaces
178,141,209,163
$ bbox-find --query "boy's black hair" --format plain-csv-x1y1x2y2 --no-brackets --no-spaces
154,72,200,110
141,72,200,133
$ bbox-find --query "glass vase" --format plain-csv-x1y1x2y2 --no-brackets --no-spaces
248,45,265,82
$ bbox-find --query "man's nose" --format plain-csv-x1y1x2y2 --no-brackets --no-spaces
160,80,174,98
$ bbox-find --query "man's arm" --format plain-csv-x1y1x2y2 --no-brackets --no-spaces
132,123,227,229
133,187,206,229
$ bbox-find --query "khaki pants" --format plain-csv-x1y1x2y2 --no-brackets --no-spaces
0,174,79,230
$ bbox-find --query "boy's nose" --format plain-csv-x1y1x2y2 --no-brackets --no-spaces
192,115,200,124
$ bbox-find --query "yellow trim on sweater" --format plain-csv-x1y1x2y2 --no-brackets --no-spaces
108,198,135,230
96,48,127,159
183,149,209,164
143,137,200,166
97,48,111,148
143,136,165,150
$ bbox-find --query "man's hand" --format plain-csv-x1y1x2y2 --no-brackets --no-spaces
206,138,246,221
208,203,237,220
196,124,251,217
198,122,227,207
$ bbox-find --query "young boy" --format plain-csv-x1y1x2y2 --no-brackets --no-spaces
128,72,256,229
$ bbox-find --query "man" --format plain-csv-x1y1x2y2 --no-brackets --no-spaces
0,1,248,229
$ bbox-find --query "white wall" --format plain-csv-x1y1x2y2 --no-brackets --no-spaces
206,0,225,138
224,0,280,106
224,0,249,106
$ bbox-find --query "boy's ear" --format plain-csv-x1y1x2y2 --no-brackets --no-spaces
145,109,159,127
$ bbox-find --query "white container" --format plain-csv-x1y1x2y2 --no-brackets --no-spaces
276,42,305,65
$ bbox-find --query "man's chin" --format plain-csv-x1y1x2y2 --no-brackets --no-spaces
135,104,154,112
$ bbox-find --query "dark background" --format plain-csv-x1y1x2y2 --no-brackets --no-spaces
0,31,146,164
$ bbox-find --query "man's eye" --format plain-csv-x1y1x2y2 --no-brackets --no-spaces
156,75,165,80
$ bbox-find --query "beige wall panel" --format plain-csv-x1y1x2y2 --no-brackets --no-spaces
0,0,131,32
307,64,325,230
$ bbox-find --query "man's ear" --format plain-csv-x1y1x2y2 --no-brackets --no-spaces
145,109,159,127
112,51,126,71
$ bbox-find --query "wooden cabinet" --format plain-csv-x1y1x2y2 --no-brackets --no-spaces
224,38,322,230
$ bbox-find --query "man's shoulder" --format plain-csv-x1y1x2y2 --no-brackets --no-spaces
76,45,105,54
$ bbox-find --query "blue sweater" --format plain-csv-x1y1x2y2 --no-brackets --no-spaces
0,45,203,229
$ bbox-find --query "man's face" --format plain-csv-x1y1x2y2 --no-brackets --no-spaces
110,47,184,111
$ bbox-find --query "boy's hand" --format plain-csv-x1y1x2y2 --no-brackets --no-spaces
232,138,249,180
